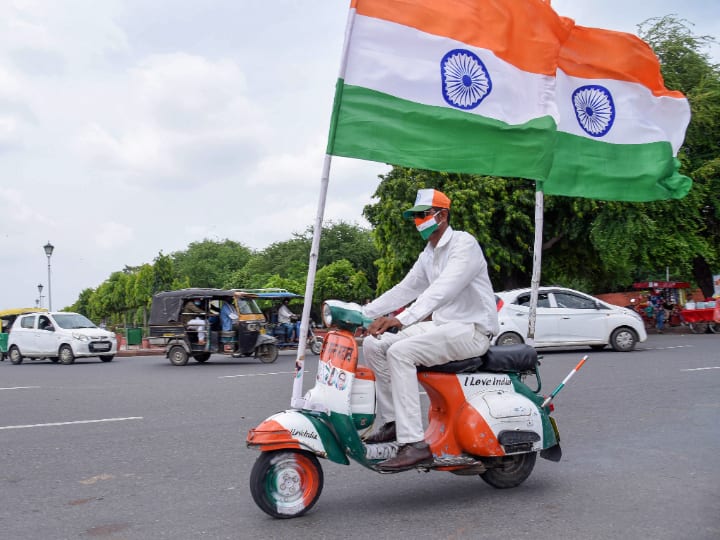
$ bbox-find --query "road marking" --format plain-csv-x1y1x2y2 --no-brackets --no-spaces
0,386,41,391
0,417,143,430
639,345,694,351
220,370,307,379
681,366,720,372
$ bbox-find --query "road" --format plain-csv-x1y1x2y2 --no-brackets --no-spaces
1,336,719,539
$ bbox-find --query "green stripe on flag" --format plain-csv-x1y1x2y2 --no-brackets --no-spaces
327,83,556,181
545,132,692,201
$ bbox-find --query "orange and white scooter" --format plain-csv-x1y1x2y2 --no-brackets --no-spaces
247,300,585,518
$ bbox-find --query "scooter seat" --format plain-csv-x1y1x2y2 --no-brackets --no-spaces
418,344,537,374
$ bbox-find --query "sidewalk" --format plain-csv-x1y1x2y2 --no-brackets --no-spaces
116,345,165,357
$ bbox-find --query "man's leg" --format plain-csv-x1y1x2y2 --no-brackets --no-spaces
378,322,490,469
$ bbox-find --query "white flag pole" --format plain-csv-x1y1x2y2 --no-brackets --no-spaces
527,185,544,346
290,4,358,409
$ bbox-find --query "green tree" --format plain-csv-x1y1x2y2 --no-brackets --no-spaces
172,239,252,288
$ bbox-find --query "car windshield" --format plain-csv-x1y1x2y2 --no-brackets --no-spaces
53,313,97,329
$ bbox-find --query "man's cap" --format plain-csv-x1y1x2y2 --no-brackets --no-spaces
402,188,451,219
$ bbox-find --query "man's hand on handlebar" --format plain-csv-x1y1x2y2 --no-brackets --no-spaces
367,316,402,338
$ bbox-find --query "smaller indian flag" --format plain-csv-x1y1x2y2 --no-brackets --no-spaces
545,22,692,201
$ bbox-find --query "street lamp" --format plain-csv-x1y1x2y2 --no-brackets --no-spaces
43,242,54,311
37,283,44,309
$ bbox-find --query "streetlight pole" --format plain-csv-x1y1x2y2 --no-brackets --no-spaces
43,242,54,311
37,283,44,309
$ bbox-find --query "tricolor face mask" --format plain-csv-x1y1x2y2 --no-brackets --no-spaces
414,212,440,241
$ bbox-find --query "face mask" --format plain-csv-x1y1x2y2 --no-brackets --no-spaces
414,212,440,240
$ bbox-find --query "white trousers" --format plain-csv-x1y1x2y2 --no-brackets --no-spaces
362,321,491,443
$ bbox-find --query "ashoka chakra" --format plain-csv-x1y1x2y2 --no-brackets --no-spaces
441,49,492,110
572,85,615,137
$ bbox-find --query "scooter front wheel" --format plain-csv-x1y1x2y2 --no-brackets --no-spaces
250,450,324,519
480,452,537,489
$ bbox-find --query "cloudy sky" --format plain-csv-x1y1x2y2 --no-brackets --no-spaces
1,0,718,311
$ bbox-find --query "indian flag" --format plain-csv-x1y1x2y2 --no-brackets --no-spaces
545,23,692,201
326,0,569,181
327,0,692,202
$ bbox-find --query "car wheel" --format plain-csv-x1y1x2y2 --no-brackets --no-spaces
168,345,189,366
59,345,75,365
496,332,524,346
610,327,637,352
99,355,114,362
8,346,23,365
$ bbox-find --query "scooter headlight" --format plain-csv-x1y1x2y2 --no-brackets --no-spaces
321,302,333,327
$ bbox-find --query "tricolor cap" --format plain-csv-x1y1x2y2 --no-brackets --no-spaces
402,189,451,219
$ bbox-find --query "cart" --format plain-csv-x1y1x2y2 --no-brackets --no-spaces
680,305,719,334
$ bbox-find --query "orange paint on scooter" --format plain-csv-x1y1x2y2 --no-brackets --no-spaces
420,372,504,457
247,419,301,452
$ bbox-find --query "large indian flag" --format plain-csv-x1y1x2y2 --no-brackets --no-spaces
545,23,692,201
327,0,692,202
326,0,569,181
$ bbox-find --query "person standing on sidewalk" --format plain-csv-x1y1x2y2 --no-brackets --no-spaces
361,188,499,471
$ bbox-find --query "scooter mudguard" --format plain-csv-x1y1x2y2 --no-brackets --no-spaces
246,411,349,465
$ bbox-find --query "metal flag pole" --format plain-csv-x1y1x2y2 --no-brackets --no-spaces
290,4,358,409
527,185,544,346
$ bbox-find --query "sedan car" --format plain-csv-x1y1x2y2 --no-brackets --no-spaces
494,287,647,352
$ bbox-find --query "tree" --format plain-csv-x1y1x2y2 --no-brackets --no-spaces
171,239,252,288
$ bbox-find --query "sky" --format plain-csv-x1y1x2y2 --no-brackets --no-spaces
1,0,718,311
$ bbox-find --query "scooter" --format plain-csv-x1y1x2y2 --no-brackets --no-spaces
246,300,585,518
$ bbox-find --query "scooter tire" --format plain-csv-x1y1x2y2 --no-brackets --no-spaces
250,450,324,519
480,452,537,489
309,336,322,355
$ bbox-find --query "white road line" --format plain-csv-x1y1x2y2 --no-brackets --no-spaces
0,417,143,430
220,370,306,379
0,386,41,391
681,366,720,372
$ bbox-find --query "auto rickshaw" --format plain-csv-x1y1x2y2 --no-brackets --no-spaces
0,307,48,361
148,288,278,366
238,288,323,355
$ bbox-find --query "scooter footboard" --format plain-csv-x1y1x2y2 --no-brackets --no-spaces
246,411,349,465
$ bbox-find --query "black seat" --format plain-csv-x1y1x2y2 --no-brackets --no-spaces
418,344,537,374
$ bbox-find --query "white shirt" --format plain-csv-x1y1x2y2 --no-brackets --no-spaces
278,304,295,324
362,227,499,335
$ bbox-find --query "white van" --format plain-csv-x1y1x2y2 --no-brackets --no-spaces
6,312,117,364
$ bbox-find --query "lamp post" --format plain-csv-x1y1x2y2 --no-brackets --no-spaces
37,283,44,309
43,242,54,311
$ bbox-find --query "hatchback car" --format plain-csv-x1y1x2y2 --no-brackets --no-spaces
6,312,117,364
494,287,646,352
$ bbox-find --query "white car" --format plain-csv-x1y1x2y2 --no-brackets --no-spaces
7,312,117,364
494,287,647,352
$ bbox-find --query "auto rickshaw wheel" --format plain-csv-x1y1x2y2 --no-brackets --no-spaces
257,343,279,364
168,345,189,366
194,352,211,363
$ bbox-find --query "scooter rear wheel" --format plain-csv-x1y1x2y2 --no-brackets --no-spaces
250,450,324,519
480,452,537,489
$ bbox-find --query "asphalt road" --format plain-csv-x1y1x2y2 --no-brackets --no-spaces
1,336,719,540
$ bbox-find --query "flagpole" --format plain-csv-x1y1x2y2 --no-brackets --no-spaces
290,3,359,409
527,183,544,345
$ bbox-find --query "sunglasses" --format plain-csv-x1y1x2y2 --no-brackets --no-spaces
413,208,442,218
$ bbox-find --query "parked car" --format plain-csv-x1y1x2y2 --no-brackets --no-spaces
6,312,117,364
494,287,647,352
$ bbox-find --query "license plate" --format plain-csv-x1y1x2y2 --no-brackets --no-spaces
92,343,111,352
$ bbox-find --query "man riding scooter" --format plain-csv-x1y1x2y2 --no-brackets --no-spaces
362,188,499,470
